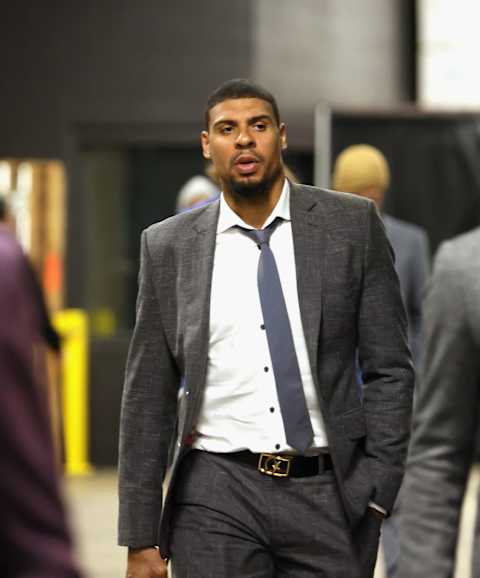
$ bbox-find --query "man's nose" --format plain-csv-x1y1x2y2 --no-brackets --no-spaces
235,128,254,148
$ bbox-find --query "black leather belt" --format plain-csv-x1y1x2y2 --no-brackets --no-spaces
215,451,332,478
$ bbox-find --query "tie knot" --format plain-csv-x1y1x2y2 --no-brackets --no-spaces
239,217,281,247
252,228,270,246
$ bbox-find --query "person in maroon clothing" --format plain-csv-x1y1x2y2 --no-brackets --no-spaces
0,218,80,578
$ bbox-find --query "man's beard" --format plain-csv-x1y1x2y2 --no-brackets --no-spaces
226,165,282,199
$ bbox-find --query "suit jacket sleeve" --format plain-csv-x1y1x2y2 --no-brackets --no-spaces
358,202,414,513
397,241,480,578
118,229,180,548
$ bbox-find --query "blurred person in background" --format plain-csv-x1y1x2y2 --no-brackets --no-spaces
0,198,61,355
0,196,16,231
397,226,480,578
118,78,413,578
175,173,219,214
332,144,430,367
0,199,80,578
332,144,431,578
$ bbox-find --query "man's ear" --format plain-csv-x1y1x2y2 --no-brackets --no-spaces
279,123,288,151
201,131,211,159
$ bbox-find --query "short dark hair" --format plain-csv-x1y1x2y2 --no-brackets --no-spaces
0,197,7,221
205,78,281,129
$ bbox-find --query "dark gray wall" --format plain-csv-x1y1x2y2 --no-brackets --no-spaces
0,0,413,158
254,0,412,113
0,0,253,158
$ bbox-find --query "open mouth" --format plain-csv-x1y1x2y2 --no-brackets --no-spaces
234,154,260,175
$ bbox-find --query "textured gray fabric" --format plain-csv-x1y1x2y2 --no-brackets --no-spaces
383,215,430,365
381,216,430,577
170,451,381,578
242,220,314,452
117,184,414,558
397,226,480,578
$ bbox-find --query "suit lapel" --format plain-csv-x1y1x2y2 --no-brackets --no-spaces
183,202,219,402
290,184,328,391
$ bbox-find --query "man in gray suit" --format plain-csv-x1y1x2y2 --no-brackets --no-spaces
118,79,414,578
397,227,480,577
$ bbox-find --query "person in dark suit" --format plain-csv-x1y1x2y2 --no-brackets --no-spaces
332,144,430,577
397,227,480,578
0,218,80,578
118,79,414,578
332,144,430,366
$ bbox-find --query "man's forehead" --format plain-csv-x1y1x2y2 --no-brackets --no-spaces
209,98,275,123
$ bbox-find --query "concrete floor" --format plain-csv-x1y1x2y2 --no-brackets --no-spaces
65,470,125,578
64,466,480,578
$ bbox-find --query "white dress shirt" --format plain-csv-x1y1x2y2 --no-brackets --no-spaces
193,180,328,454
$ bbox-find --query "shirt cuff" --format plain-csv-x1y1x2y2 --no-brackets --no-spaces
368,501,388,517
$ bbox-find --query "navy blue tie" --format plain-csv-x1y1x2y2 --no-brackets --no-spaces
241,219,314,453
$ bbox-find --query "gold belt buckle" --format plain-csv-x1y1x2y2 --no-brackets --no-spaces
258,453,292,478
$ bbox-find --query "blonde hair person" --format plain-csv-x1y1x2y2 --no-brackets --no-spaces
332,144,390,209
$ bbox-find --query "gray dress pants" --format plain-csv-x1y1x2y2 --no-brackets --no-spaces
169,451,381,578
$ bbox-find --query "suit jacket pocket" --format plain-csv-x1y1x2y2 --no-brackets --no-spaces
329,407,372,521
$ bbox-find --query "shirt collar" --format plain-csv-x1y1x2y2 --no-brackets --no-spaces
217,178,290,234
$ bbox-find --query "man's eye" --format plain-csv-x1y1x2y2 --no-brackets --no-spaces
254,123,266,131
221,126,233,134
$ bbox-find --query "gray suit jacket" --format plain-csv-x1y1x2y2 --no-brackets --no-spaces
384,215,430,365
118,184,414,554
397,226,480,578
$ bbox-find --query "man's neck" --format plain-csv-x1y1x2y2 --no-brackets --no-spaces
223,175,285,229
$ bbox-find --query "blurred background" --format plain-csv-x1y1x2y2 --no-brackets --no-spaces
1,1,480,576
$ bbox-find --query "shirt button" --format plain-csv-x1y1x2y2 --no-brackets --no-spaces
269,407,275,413
264,367,269,372
275,444,280,450
185,390,190,397
260,324,265,330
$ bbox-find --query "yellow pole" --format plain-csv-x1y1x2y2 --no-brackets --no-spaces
54,309,92,475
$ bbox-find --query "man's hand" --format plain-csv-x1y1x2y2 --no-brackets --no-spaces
126,546,168,578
